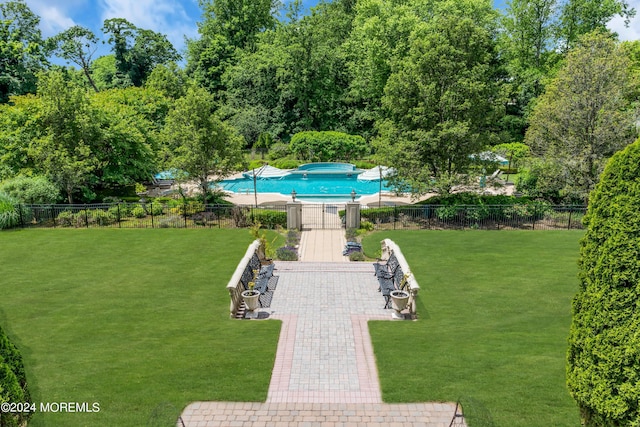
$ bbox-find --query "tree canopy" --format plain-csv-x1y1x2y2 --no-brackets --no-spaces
1,0,639,203
525,31,636,202
0,0,47,103
161,87,244,200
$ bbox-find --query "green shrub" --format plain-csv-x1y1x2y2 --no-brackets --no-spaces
107,203,133,219
89,209,116,226
248,159,267,170
56,210,75,227
157,215,185,228
276,246,298,261
131,205,146,218
271,158,300,169
360,220,374,231
353,160,377,169
435,205,459,221
0,193,20,229
0,325,32,427
289,131,369,162
268,142,290,160
345,228,358,241
179,201,205,215
148,203,164,216
359,207,398,222
0,175,60,204
73,210,92,227
250,209,286,228
498,166,518,174
349,251,365,261
286,229,300,246
567,138,640,426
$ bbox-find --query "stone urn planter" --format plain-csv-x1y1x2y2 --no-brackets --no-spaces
390,289,410,318
241,290,260,312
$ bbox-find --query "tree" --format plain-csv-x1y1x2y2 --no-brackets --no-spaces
525,31,637,203
222,0,356,141
47,26,101,92
198,0,280,52
567,138,640,426
0,0,47,103
29,71,99,203
0,94,41,179
491,142,530,170
499,0,560,141
89,88,161,189
0,175,59,204
145,63,186,100
162,88,244,200
345,0,421,136
559,0,635,50
102,18,180,88
254,132,273,159
186,0,279,93
375,0,503,195
91,55,117,90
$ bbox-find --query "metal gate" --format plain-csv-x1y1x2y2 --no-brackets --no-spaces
301,203,345,229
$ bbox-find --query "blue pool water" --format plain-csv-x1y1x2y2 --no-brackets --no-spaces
216,163,393,201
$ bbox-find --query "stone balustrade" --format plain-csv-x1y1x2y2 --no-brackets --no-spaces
380,238,420,316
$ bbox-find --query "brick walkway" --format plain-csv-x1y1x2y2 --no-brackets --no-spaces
180,234,464,427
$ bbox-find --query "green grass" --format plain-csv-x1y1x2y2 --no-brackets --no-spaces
362,230,582,427
0,229,281,426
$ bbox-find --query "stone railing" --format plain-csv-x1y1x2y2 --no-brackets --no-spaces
380,238,420,316
227,239,264,318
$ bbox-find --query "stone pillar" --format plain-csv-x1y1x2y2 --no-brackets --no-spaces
345,202,361,230
286,202,302,230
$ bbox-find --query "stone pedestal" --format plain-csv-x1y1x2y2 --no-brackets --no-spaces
286,202,302,230
345,202,360,230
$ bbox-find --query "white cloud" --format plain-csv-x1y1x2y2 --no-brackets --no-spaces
99,0,198,54
608,0,640,42
27,0,78,37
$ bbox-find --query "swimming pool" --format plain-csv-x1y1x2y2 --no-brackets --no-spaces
216,163,394,201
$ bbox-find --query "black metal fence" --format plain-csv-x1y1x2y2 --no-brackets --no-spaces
359,204,587,231
12,202,586,231
14,202,287,229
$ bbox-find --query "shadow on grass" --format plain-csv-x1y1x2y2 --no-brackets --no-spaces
458,396,496,427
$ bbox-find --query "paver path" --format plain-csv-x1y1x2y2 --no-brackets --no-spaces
181,260,463,426
267,262,386,403
298,229,347,262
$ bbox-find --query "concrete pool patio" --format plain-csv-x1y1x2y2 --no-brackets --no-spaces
179,230,465,426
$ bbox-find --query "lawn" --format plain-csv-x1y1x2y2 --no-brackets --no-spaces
0,229,281,426
361,230,583,427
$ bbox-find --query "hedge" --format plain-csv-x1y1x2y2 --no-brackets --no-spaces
567,138,640,426
289,131,368,162
250,209,286,229
0,325,31,427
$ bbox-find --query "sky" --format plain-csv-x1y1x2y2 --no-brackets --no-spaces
16,0,640,63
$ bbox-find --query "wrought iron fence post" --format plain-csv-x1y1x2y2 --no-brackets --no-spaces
117,203,121,228
394,205,397,230
18,204,24,228
568,208,572,230
532,205,537,230
51,205,56,228
84,205,89,228
183,197,188,228
150,202,154,228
